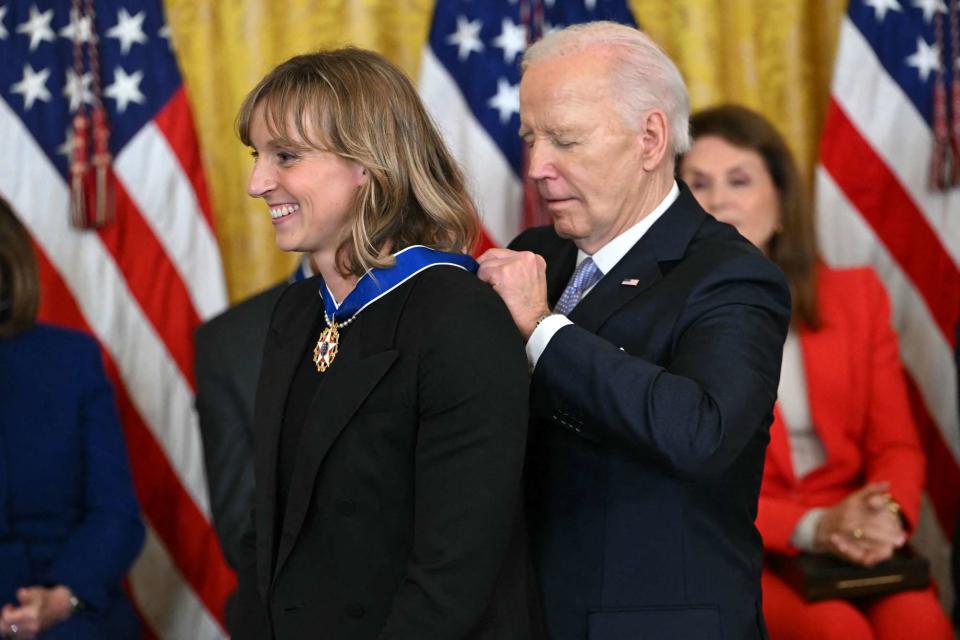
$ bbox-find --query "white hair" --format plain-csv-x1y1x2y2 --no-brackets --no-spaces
522,21,691,155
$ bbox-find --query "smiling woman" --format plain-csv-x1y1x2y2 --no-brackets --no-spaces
230,48,541,640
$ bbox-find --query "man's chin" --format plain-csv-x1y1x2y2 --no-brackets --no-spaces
550,220,580,241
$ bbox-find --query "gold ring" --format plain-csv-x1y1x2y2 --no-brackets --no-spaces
886,501,901,515
852,528,864,540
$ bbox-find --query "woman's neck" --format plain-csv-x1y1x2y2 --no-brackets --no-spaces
312,251,358,305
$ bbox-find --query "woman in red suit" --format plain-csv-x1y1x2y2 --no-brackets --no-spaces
679,104,952,640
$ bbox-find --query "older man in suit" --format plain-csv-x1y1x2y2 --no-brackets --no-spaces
477,22,791,640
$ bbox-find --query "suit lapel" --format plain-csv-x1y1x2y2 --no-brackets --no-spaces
546,241,578,308
569,187,704,333
253,285,320,599
272,346,398,581
568,246,661,333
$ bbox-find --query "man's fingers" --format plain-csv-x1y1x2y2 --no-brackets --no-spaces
476,247,517,264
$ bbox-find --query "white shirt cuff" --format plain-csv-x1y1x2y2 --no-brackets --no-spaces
790,507,826,552
526,314,573,370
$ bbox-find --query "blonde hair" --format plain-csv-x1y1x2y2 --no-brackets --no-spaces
523,21,691,155
237,48,478,276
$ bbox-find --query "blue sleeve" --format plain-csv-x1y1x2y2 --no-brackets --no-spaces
42,336,145,611
534,252,790,478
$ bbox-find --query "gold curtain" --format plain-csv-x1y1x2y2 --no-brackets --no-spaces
164,0,847,303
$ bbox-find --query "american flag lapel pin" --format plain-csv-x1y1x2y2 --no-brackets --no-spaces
621,278,640,286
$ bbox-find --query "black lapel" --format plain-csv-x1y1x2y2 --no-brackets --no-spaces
272,349,397,580
253,282,321,599
545,242,578,307
271,286,406,582
568,186,706,334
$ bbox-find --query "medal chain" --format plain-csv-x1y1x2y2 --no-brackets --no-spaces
312,309,361,373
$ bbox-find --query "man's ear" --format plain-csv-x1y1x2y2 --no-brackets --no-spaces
637,108,670,171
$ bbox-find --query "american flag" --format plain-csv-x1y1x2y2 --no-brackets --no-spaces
816,0,960,604
0,0,232,638
418,0,636,250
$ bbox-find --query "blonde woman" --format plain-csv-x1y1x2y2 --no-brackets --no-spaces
233,49,539,640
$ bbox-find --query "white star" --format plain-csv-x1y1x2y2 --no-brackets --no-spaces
544,0,556,7
104,66,146,113
57,127,76,158
11,64,51,110
16,4,55,51
107,8,148,55
158,23,172,49
64,69,93,112
912,0,947,22
60,7,95,43
584,0,597,10
0,6,9,40
906,36,941,81
488,77,519,124
492,18,526,64
447,15,484,61
864,0,902,20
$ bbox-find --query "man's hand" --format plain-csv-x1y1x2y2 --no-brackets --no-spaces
814,482,906,566
0,586,74,639
477,248,552,340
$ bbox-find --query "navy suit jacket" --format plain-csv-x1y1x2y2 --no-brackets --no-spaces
0,324,144,639
195,281,287,571
512,186,790,640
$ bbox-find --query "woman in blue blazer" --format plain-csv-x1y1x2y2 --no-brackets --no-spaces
0,198,145,639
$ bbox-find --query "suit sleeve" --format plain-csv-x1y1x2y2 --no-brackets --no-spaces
859,270,925,530
378,286,530,639
42,337,145,611
194,321,257,570
533,252,790,477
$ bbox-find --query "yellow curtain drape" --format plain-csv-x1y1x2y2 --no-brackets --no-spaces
164,0,847,303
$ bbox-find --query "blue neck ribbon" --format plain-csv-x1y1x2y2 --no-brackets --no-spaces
319,245,478,324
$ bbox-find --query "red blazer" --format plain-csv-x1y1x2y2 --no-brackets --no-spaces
756,266,925,554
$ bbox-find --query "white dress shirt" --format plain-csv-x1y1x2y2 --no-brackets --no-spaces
526,181,680,368
778,328,829,551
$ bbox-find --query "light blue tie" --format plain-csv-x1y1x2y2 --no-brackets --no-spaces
554,257,602,315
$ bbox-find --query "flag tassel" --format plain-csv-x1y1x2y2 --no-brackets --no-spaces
92,106,114,227
69,112,90,228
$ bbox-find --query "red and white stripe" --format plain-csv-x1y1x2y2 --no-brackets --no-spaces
419,47,522,248
0,87,233,638
816,14,960,607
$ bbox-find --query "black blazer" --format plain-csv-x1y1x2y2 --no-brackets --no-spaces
195,281,288,634
195,281,287,571
236,265,538,640
513,186,791,640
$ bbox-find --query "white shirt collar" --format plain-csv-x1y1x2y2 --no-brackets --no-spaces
576,181,680,274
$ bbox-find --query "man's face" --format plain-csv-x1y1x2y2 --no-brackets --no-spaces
519,49,649,254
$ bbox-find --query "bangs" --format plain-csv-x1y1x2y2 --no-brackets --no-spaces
237,71,336,152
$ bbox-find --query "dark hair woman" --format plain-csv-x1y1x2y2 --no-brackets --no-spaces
681,104,952,640
0,197,145,639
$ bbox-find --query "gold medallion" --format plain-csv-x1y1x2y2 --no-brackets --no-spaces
312,323,340,372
